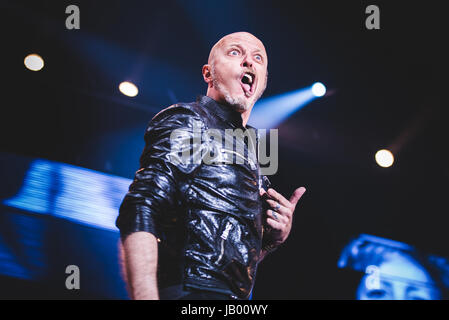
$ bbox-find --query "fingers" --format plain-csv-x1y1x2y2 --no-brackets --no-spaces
266,216,284,230
266,199,292,220
267,187,306,207
267,188,291,208
267,209,288,224
289,187,306,206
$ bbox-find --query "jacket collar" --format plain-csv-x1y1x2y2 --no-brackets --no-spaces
197,95,244,128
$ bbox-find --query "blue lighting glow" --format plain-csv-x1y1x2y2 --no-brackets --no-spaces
248,88,314,129
248,85,324,129
311,82,326,97
338,234,444,300
2,159,131,232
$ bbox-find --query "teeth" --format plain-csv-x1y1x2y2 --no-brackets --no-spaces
245,73,253,84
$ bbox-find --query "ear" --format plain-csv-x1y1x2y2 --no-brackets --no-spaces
202,64,212,85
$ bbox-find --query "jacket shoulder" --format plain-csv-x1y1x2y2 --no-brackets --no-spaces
150,101,207,125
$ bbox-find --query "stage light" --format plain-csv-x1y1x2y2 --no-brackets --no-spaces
24,53,44,71
246,82,329,128
3,158,131,231
311,82,326,97
249,88,314,129
119,81,138,97
375,149,394,168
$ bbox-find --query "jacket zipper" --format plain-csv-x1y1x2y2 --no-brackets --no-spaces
216,221,233,264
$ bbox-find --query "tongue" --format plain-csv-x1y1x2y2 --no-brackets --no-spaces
242,83,251,92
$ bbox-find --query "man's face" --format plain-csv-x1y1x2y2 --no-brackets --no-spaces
356,253,441,300
205,32,268,112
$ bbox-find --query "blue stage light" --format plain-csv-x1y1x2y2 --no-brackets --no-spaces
249,84,324,129
311,82,326,97
3,159,131,231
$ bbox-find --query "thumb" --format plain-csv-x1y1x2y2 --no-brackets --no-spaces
289,187,306,206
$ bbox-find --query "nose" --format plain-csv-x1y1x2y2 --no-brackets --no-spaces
242,55,253,68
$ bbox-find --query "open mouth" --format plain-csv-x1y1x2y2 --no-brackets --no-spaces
240,71,256,97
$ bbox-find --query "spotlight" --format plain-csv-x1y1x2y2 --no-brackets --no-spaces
375,149,394,168
311,82,326,97
249,87,315,129
249,83,328,128
119,81,138,97
24,53,44,71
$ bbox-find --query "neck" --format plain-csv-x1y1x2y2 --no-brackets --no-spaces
241,109,251,127
206,92,253,127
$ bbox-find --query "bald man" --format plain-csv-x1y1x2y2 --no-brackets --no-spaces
116,32,306,300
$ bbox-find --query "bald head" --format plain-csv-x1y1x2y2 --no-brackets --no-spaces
208,32,267,66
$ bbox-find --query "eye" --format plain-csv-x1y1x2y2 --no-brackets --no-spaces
254,54,263,62
366,289,387,299
229,49,240,56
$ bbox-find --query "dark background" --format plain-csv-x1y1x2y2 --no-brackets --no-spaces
1,0,447,299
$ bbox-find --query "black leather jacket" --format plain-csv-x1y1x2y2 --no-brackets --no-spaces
116,95,269,299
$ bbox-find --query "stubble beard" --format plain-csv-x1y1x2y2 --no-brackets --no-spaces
211,68,252,112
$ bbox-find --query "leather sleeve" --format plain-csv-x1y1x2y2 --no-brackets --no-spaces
115,105,205,239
